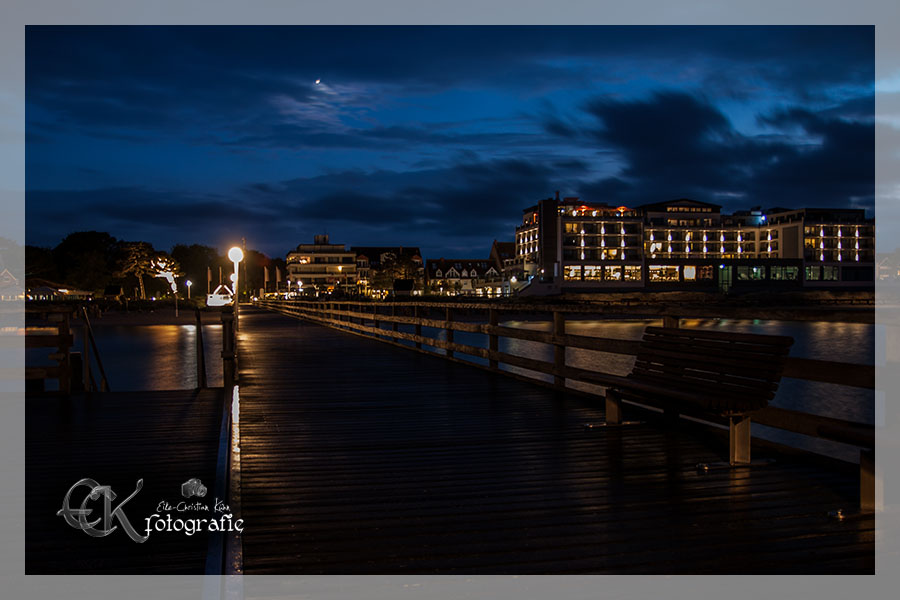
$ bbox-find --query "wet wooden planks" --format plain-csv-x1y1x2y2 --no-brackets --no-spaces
26,388,224,574
236,307,873,574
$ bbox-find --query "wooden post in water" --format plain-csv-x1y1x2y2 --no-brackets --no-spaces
49,311,72,395
446,307,454,358
553,310,565,388
489,307,499,370
663,315,679,328
222,306,236,391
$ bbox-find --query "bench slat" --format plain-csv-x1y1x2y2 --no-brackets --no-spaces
604,327,794,416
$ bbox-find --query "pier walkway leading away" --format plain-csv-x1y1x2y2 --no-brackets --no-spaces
236,307,873,574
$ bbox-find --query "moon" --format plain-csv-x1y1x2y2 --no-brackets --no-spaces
315,79,321,84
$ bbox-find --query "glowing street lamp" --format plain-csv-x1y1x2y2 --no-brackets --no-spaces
185,280,192,299
228,247,244,297
228,246,244,330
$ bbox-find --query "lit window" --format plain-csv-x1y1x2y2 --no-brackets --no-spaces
684,265,697,281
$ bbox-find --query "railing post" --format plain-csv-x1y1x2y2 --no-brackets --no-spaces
663,315,679,328
391,303,398,338
489,307,499,370
553,310,565,388
860,448,875,513
82,319,91,392
729,415,752,465
221,306,236,391
414,306,422,349
195,307,208,389
446,307,454,358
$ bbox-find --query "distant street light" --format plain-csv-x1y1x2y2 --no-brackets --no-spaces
186,280,192,299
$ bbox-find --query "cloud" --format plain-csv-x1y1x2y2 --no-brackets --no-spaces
572,91,873,211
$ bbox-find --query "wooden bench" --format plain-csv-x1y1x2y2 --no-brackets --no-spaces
587,326,794,466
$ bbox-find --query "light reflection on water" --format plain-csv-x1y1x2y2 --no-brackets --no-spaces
28,324,224,391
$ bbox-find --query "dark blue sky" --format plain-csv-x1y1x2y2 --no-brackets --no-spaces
26,26,874,259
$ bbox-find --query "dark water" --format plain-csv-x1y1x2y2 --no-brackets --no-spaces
28,324,224,391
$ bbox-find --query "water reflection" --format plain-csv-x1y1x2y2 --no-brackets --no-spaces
64,324,225,390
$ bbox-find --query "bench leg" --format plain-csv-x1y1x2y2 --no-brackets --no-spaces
605,389,622,425
729,415,751,466
860,448,875,513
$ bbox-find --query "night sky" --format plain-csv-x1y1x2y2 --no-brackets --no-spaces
25,26,874,259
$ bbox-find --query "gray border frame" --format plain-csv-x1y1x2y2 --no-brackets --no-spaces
3,2,897,598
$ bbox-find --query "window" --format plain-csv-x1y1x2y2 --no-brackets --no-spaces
605,266,622,281
648,265,679,282
623,265,642,282
435,270,442,278
583,265,602,280
564,265,582,281
805,266,820,281
771,266,799,281
823,266,839,281
737,266,765,281
683,265,697,281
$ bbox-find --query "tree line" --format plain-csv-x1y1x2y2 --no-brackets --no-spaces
25,231,285,300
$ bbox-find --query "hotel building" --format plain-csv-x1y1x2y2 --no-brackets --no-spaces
285,235,357,293
514,195,874,293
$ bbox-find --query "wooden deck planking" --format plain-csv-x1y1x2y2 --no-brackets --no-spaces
236,307,873,574
26,388,224,574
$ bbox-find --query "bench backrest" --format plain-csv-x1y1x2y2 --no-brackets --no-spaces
630,326,794,414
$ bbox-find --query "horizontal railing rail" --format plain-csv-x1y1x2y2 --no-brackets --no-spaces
257,299,875,457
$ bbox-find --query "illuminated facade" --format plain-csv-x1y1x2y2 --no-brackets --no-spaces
285,234,357,293
426,259,499,295
515,196,874,292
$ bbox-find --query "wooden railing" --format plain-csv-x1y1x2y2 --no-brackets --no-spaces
258,299,875,491
25,306,75,394
80,306,110,392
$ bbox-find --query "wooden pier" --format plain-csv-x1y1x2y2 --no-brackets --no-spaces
236,306,874,574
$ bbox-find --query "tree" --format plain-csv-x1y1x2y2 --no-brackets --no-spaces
150,253,184,295
372,252,424,291
116,242,156,299
52,231,119,292
171,244,221,295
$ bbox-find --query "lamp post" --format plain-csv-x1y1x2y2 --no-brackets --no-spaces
186,280,192,299
229,246,244,329
338,265,343,295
